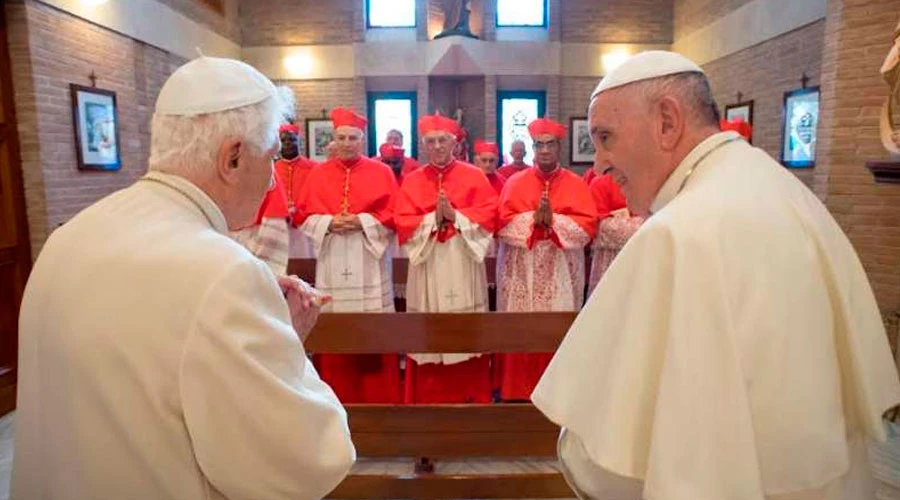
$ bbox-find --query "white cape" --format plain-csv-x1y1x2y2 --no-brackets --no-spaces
532,132,900,500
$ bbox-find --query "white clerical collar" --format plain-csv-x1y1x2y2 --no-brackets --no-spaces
650,131,741,214
139,171,229,234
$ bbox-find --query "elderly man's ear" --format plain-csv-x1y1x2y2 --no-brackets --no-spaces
216,137,244,183
657,96,684,151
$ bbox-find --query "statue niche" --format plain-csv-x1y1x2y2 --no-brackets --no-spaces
434,0,478,40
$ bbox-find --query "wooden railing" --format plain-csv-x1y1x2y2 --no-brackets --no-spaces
305,312,577,499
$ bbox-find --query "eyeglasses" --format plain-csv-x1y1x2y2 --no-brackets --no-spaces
422,136,453,147
533,140,559,150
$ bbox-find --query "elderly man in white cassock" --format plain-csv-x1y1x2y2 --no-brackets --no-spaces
12,57,355,500
532,51,900,500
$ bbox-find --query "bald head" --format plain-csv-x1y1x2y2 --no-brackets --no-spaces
588,71,721,216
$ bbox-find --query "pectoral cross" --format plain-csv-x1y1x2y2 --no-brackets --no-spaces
342,268,353,281
445,289,458,304
340,167,352,215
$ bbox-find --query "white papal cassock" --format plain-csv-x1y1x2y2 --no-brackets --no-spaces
533,132,900,500
13,171,355,500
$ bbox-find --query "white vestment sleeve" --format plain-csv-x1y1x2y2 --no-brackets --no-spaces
358,213,393,260
405,212,438,266
300,214,334,257
498,211,535,249
181,259,355,500
551,214,592,250
454,211,492,262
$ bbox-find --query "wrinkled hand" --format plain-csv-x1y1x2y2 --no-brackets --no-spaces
342,214,363,232
277,275,332,342
330,214,362,234
438,195,456,224
535,196,553,228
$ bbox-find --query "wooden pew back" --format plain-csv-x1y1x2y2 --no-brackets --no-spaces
305,312,577,499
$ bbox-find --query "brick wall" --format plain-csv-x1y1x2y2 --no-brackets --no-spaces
279,78,360,153
702,21,826,195
559,76,599,173
819,0,900,319
6,0,185,257
156,0,241,42
240,0,364,46
673,0,752,40
561,0,673,44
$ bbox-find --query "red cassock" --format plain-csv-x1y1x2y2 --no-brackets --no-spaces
590,173,628,219
486,171,507,195
274,156,317,227
395,160,499,403
497,163,531,179
496,167,598,401
582,168,598,186
253,172,290,224
297,156,402,404
400,157,421,180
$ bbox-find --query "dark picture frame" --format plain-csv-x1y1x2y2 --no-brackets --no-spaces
305,118,334,163
70,84,121,171
569,117,595,166
780,86,820,169
724,100,754,143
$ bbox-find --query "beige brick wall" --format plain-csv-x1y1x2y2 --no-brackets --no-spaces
7,0,185,258
559,76,599,174
673,0,752,40
702,21,826,195
156,0,241,42
240,0,364,46
819,0,900,317
279,78,361,153
561,0,673,44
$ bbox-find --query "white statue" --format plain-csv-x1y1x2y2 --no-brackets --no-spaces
879,19,900,154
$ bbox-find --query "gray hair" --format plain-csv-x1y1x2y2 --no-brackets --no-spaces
632,72,720,127
149,86,296,176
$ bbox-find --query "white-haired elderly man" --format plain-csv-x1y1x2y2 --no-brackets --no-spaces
533,51,900,500
12,57,355,500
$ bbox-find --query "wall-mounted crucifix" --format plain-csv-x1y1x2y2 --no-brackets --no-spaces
801,72,810,89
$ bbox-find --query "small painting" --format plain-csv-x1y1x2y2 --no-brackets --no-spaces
70,84,121,171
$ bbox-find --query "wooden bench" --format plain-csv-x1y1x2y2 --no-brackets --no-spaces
305,312,578,499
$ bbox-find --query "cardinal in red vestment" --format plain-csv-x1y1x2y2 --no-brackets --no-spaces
495,118,598,401
297,107,401,404
396,115,499,403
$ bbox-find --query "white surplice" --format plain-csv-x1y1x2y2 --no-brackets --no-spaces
302,213,394,313
13,171,355,500
289,226,316,258
497,212,591,312
230,216,291,275
533,132,900,500
404,211,492,364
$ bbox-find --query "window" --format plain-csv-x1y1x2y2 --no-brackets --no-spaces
367,92,418,157
367,0,416,28
497,0,547,27
497,91,546,166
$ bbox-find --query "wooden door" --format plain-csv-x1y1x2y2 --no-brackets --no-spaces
0,3,33,415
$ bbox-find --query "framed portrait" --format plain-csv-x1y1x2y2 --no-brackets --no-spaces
724,100,754,143
306,118,334,162
569,117,595,166
70,84,121,171
780,87,820,168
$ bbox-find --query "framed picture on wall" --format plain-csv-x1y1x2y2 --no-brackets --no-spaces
780,87,820,168
724,100,754,143
569,117,595,166
70,84,121,171
306,118,334,162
